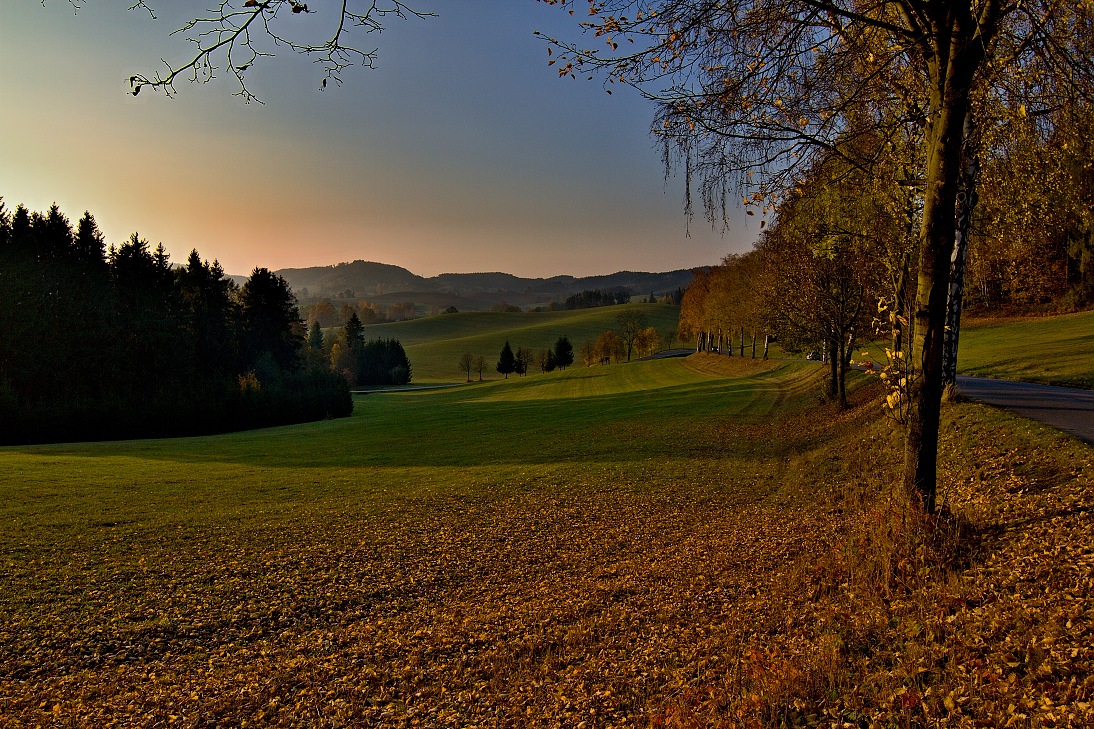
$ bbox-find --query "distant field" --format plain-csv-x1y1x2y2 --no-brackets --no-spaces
354,303,683,383
333,301,1094,387
958,309,1094,388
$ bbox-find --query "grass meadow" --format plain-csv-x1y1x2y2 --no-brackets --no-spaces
2,312,1092,727
852,309,1094,389
958,309,1094,388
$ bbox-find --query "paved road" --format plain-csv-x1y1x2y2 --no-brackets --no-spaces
957,375,1094,444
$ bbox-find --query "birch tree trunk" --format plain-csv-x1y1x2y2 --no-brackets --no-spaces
942,115,980,390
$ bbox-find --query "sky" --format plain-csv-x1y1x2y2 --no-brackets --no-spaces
1,0,759,279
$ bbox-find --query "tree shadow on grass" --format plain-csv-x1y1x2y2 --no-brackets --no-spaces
6,367,819,472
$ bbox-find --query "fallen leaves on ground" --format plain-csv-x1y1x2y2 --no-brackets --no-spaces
1,396,1091,728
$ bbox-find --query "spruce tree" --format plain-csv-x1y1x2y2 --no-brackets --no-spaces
308,321,324,350
74,211,107,268
553,336,574,370
342,312,364,350
239,267,302,372
496,340,516,379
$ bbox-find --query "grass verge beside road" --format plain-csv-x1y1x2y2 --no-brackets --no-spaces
958,309,1094,388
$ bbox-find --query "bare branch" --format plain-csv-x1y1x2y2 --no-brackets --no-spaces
124,0,434,101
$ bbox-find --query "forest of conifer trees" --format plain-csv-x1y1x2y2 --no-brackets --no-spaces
0,200,352,445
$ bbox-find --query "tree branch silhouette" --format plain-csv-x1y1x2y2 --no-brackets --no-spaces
103,0,434,102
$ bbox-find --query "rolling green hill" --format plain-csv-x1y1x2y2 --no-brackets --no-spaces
354,302,683,383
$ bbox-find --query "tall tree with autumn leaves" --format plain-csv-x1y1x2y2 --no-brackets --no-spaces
969,103,1094,311
757,150,894,407
541,0,1094,512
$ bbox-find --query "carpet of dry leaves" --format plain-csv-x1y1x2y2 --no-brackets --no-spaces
1,388,1091,728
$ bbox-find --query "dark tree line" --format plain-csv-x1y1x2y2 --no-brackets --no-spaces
564,288,631,310
331,313,412,386
0,200,351,445
495,336,573,378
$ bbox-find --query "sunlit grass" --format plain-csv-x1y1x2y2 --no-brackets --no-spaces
2,355,825,727
832,309,1094,390
958,309,1094,388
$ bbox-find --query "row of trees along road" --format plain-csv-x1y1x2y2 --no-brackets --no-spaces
538,0,1094,514
98,0,1094,512
0,201,351,444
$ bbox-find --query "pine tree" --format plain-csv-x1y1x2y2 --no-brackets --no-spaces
553,336,574,370
342,312,364,350
496,340,516,379
308,321,324,351
239,267,303,372
73,212,107,269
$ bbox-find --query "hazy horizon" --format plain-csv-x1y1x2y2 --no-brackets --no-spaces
261,257,702,280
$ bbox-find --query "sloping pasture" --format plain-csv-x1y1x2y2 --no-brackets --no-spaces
3,349,1092,727
356,303,683,383
1,355,821,726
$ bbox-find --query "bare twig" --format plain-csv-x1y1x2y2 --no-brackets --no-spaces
120,0,434,102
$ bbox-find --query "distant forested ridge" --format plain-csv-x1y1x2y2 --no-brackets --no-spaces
278,261,697,311
0,200,351,445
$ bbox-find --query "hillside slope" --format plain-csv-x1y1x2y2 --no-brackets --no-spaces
3,354,1090,727
355,302,683,382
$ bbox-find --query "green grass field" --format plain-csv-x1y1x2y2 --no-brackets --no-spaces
844,309,1094,389
957,309,1094,388
3,312,1092,727
1,354,829,726
354,303,684,383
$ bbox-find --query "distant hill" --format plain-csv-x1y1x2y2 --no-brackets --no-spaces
273,260,698,309
276,260,433,297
